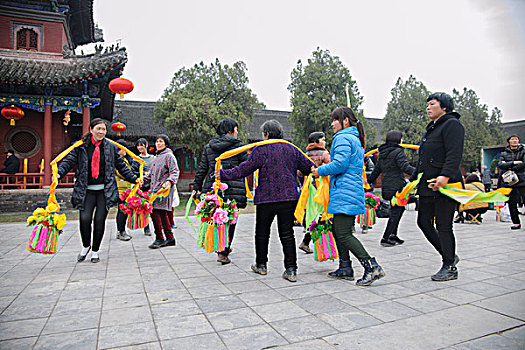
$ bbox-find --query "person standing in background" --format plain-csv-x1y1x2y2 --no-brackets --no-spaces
136,138,155,236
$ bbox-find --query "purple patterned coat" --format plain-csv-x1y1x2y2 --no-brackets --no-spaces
143,148,179,210
220,142,313,205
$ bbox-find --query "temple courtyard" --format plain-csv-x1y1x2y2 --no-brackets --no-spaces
0,209,524,349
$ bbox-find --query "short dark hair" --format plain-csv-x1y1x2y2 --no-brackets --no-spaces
465,174,480,184
260,119,283,139
308,131,325,144
385,130,402,144
136,138,148,147
155,134,170,147
116,139,127,147
216,118,239,136
427,92,454,112
507,134,520,143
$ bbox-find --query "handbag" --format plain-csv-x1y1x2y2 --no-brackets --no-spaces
172,185,180,207
376,199,391,218
502,170,519,186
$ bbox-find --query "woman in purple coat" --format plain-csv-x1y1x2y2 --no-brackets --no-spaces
143,134,180,249
216,120,314,282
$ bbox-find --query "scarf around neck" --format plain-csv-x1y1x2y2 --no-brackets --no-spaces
91,136,102,179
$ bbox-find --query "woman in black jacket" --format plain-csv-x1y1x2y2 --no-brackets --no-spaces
498,134,525,229
367,130,415,246
410,92,464,282
192,118,248,265
57,118,138,263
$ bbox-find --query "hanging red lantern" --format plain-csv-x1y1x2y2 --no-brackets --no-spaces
111,121,126,136
2,105,24,126
109,77,134,99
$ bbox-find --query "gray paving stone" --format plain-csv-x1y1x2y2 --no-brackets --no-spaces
98,321,158,349
53,297,102,316
218,324,288,350
270,315,338,342
323,305,522,349
273,339,336,349
105,341,161,350
252,300,309,323
207,307,264,331
356,300,422,322
473,290,525,321
0,336,37,349
151,299,201,319
162,333,226,350
102,293,149,310
101,305,152,327
195,294,246,313
155,314,214,340
0,318,47,341
393,293,456,313
34,329,98,350
42,310,100,335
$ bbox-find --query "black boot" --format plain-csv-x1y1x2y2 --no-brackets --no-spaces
327,260,354,280
356,257,385,286
431,264,458,281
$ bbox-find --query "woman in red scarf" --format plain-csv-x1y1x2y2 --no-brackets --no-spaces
57,118,138,263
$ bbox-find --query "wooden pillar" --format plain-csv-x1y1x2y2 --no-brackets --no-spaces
43,104,52,186
82,106,90,135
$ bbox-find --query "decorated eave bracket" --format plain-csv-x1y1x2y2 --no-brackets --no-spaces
0,95,101,113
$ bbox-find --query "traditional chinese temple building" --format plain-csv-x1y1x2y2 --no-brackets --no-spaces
0,0,126,187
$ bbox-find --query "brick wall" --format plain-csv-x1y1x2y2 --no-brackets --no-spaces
0,188,73,213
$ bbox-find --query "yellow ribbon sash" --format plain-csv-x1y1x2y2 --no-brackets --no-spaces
49,138,145,211
214,139,315,195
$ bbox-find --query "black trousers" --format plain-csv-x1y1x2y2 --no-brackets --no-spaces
255,201,297,269
417,195,457,266
79,190,108,252
383,205,405,239
508,187,525,225
116,197,127,233
218,223,236,256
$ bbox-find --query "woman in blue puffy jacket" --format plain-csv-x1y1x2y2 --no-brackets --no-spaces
312,107,385,286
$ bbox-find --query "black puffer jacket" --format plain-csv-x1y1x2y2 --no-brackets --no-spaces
193,135,248,208
57,139,138,210
367,143,415,200
498,145,525,188
410,112,465,196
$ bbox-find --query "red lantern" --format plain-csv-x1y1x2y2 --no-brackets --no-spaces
2,105,24,126
109,77,134,99
111,121,126,136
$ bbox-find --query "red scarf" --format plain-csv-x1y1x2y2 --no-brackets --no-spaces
91,136,102,179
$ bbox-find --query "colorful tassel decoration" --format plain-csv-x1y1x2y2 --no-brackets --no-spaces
356,207,376,226
313,232,339,262
126,211,149,230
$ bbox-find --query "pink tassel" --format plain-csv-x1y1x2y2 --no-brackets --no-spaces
321,233,329,260
36,226,48,252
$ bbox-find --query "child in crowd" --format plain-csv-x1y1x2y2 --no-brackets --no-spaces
299,131,330,254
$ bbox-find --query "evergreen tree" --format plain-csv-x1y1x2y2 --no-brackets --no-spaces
155,59,263,153
288,48,375,149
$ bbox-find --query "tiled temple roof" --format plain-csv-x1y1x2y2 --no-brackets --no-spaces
0,49,127,85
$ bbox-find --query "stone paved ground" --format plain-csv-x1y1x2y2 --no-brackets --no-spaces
0,208,524,349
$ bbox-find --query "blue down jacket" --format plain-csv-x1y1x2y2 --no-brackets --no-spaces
317,126,365,215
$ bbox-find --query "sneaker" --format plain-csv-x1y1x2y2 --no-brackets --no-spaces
282,267,297,282
391,236,404,245
149,239,166,249
251,263,267,275
361,226,368,234
144,226,151,236
217,254,231,265
380,238,397,247
116,231,132,241
298,243,313,254
431,265,458,281
511,224,521,230
165,238,176,246
171,224,177,229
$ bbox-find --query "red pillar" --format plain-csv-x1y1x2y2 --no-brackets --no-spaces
82,106,90,135
43,104,52,186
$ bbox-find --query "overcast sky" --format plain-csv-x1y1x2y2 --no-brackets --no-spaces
90,0,525,121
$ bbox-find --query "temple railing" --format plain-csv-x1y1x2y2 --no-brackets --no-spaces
0,172,75,190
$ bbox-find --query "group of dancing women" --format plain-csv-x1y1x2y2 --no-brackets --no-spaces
58,91,465,285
